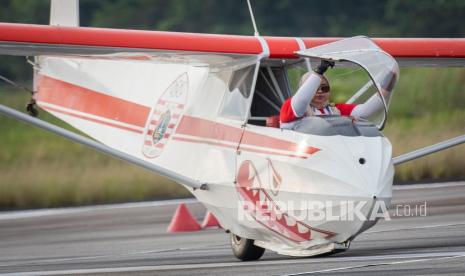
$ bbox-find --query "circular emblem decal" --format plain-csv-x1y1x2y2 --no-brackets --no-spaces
142,73,188,158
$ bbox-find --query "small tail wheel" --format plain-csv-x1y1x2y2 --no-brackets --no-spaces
230,233,265,261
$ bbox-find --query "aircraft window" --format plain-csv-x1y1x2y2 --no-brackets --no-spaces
248,66,291,126
228,66,254,98
219,64,256,120
246,60,392,129
284,61,389,128
296,37,400,129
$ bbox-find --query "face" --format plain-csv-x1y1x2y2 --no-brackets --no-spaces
311,78,330,107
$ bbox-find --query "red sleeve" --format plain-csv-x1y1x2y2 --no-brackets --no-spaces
335,103,357,116
280,98,299,123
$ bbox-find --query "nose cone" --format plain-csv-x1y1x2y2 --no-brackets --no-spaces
292,135,395,243
346,136,394,199
315,135,394,200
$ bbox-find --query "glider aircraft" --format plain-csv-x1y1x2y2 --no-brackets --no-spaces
0,0,464,260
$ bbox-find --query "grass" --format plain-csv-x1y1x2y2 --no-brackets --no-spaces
386,110,465,182
0,89,191,210
328,67,465,182
0,67,464,209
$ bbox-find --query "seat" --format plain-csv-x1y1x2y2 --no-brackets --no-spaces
266,115,280,128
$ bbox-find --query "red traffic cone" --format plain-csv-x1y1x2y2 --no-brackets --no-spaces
201,211,220,229
167,203,201,232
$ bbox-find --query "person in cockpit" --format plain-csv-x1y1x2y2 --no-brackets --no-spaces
279,60,393,129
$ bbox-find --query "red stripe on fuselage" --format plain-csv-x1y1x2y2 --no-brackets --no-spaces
36,75,150,127
175,116,243,144
239,145,307,159
41,105,143,134
175,116,319,157
173,136,308,159
241,131,320,156
172,136,238,150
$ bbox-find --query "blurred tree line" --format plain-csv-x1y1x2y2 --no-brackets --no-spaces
0,0,464,81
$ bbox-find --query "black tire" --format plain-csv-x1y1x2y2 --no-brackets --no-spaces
230,233,265,261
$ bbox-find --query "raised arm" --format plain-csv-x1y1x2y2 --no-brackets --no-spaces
350,93,385,119
280,61,334,125
290,73,322,117
351,71,396,119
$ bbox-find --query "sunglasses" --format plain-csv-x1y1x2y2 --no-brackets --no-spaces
318,85,330,93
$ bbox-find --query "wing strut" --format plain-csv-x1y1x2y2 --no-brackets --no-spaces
0,104,208,191
393,134,465,165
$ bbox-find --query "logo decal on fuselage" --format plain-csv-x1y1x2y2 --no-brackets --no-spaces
142,73,188,158
152,110,171,144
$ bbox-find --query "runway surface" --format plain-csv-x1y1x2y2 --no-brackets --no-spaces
1,182,465,275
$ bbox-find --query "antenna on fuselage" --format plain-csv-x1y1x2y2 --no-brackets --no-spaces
247,0,259,36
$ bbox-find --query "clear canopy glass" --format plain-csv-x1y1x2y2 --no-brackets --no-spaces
296,36,400,129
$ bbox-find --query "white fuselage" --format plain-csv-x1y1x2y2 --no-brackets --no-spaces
34,55,394,257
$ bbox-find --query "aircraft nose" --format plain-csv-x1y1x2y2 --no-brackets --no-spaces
351,136,394,199
319,135,394,200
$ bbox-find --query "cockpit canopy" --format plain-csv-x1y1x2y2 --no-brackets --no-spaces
296,36,400,129
101,36,399,131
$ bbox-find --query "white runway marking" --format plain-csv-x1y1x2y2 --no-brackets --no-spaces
3,251,465,276
393,181,465,190
0,198,196,221
365,222,465,234
281,254,465,275
0,243,229,268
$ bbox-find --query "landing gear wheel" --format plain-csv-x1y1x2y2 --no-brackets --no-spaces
230,233,265,261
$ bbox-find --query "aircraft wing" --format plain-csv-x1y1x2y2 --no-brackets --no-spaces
0,23,263,57
0,23,464,66
0,23,266,191
0,22,464,182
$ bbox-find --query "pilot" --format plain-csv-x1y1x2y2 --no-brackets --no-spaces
280,60,392,129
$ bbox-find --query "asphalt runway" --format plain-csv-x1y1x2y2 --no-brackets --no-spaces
1,182,465,275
